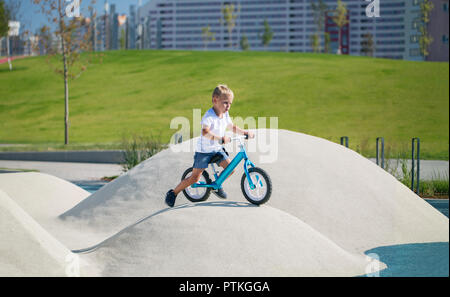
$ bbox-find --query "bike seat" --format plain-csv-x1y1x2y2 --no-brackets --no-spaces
209,153,223,164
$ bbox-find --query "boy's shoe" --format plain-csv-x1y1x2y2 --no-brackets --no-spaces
213,187,227,199
165,189,177,207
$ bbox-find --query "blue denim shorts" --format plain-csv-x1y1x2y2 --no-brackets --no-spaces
193,150,229,169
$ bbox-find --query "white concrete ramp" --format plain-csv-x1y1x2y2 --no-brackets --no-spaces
0,129,447,276
0,190,80,276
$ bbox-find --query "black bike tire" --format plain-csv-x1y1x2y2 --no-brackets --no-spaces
181,167,212,202
241,167,272,205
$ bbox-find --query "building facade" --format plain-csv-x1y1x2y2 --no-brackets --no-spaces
137,0,433,60
427,0,449,61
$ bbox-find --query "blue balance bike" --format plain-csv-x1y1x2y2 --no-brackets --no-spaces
181,135,272,205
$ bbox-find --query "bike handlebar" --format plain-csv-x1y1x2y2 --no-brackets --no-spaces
231,134,250,141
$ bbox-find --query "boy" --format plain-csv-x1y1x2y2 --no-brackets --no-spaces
165,84,254,207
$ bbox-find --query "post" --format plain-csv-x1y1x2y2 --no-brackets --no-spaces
376,137,384,169
411,138,420,194
6,35,12,71
340,136,348,148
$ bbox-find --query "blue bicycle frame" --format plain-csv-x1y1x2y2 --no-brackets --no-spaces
191,141,257,190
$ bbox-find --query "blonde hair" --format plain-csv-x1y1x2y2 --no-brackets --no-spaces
212,84,234,101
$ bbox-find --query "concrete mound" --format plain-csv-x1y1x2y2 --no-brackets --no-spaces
80,202,383,277
0,189,84,276
0,172,92,248
0,172,89,220
61,129,448,253
1,129,447,276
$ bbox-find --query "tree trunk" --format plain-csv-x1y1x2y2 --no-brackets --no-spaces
337,27,342,55
6,36,12,71
61,38,69,145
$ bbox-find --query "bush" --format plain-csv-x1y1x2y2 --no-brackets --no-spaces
121,133,165,172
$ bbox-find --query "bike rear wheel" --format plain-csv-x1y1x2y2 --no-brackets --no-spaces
241,167,272,205
182,167,211,202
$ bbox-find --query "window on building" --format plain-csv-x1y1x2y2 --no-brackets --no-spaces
443,35,449,45
410,48,420,56
443,3,449,12
410,35,419,43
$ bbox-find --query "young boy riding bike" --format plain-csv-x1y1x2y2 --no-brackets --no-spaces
165,84,254,207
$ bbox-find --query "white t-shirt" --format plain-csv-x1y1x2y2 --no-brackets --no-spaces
196,108,233,153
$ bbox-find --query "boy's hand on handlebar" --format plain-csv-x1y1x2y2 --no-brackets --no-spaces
221,136,231,144
246,131,255,139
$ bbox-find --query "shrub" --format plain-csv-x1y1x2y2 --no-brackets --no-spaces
121,133,165,172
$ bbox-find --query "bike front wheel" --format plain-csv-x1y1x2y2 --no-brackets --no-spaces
241,167,272,205
182,167,211,202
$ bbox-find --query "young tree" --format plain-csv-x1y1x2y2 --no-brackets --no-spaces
360,33,374,57
240,34,249,51
310,33,320,53
119,27,126,50
310,0,328,53
1,0,25,70
33,0,99,145
221,3,239,49
332,0,348,55
0,1,8,40
201,25,216,50
419,0,434,58
324,32,331,53
259,19,273,49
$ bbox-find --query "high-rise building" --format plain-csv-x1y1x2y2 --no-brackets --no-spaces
110,4,120,50
128,5,137,49
138,0,432,60
427,0,449,61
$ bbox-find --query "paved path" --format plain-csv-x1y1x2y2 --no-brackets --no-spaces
0,56,26,65
368,158,448,180
0,160,123,182
0,158,447,182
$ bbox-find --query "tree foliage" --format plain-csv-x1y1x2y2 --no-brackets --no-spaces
332,0,348,54
0,0,8,38
201,25,216,50
221,3,240,48
419,0,434,58
361,33,374,57
310,0,328,53
240,34,249,51
260,19,273,48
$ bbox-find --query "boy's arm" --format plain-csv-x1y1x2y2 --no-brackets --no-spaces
228,124,255,138
202,127,229,143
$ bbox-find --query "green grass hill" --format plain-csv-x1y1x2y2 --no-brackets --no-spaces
0,50,448,159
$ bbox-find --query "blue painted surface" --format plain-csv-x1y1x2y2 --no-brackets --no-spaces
74,181,107,194
425,199,449,218
364,242,449,277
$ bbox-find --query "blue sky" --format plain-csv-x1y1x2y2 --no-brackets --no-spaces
18,0,143,34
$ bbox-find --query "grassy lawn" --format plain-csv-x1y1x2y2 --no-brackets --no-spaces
0,50,448,159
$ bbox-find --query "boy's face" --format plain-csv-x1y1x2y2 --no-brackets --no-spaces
213,95,233,114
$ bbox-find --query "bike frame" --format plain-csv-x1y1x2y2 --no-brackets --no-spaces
191,138,257,190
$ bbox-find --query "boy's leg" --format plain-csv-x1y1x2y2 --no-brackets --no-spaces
219,158,235,178
165,168,205,207
211,158,234,199
173,168,205,196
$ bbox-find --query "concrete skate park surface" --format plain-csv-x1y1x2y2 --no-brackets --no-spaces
0,129,448,276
